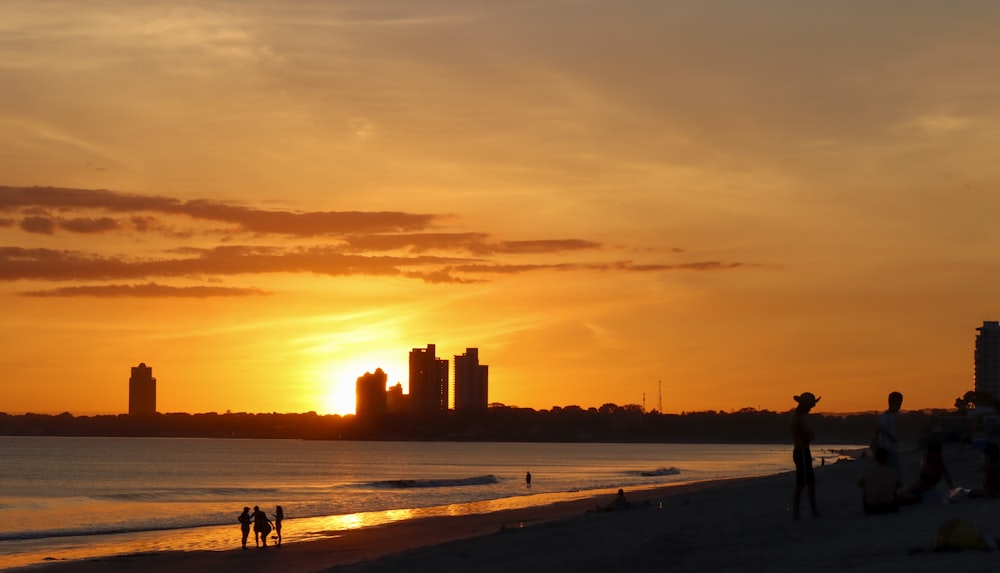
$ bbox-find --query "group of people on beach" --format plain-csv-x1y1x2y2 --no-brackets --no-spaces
791,390,1000,520
238,505,283,548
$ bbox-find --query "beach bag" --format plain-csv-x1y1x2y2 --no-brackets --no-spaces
262,521,272,537
931,519,987,551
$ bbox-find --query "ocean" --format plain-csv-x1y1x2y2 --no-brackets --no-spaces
0,437,858,569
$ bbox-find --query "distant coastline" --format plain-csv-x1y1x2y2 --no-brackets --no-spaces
0,407,958,445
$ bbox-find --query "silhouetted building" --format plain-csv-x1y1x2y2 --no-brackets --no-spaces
128,363,156,416
454,348,489,412
355,368,388,418
409,344,449,415
386,382,408,414
976,321,1000,401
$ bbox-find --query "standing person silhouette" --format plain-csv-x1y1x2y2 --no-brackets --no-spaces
274,505,284,546
250,505,273,547
526,471,532,489
875,391,904,475
791,392,822,520
237,506,252,549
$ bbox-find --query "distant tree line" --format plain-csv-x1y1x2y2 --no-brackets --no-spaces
0,404,961,444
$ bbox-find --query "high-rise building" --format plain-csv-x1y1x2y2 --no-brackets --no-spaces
386,382,408,414
355,368,388,418
454,348,489,412
128,362,156,416
976,321,1000,401
409,344,449,415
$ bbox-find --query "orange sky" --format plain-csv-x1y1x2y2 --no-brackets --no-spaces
2,2,998,416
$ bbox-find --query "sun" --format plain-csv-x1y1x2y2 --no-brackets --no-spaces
318,359,407,416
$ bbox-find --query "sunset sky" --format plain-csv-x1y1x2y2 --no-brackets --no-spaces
3,1,999,416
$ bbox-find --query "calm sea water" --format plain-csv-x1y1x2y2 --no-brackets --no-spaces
0,437,857,569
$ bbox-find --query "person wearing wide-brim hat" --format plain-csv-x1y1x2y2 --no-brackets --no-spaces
791,392,821,519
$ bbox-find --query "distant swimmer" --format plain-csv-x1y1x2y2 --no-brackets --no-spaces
526,471,532,488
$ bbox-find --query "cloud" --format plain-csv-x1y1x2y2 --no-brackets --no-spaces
19,215,121,234
475,240,601,255
0,246,473,282
449,261,759,275
20,282,270,298
20,216,56,234
342,233,601,255
0,186,765,297
1,245,758,284
0,186,438,236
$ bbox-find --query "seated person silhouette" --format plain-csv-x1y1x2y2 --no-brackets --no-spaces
900,441,954,504
859,447,901,514
598,488,631,512
969,443,1000,499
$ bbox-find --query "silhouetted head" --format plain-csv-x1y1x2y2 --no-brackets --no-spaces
254,505,259,511
243,506,249,512
617,488,624,495
794,392,820,410
888,391,903,411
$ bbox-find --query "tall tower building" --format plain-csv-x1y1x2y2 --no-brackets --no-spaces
409,344,449,415
975,321,1000,401
386,382,408,414
128,362,156,416
355,368,388,419
454,348,489,412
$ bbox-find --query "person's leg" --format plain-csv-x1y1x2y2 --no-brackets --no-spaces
792,448,807,519
805,463,820,517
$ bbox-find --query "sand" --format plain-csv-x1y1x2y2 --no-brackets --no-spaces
11,444,1000,573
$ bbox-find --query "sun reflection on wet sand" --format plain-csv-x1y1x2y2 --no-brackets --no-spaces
1,484,691,570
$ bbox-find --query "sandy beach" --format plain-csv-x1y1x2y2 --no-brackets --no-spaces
11,444,1000,573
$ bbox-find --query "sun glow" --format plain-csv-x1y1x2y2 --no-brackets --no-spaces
318,359,408,416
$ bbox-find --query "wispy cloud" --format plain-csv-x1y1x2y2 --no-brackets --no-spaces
21,282,270,298
0,246,472,282
342,233,600,255
20,215,120,235
0,186,437,236
0,186,763,296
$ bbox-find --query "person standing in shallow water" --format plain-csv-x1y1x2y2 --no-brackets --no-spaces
238,506,252,549
791,392,822,520
274,505,283,546
526,471,532,489
250,505,273,547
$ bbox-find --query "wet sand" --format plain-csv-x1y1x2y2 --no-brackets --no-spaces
11,445,1000,573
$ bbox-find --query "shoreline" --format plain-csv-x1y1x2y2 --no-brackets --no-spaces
12,444,1000,573
5,477,750,573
